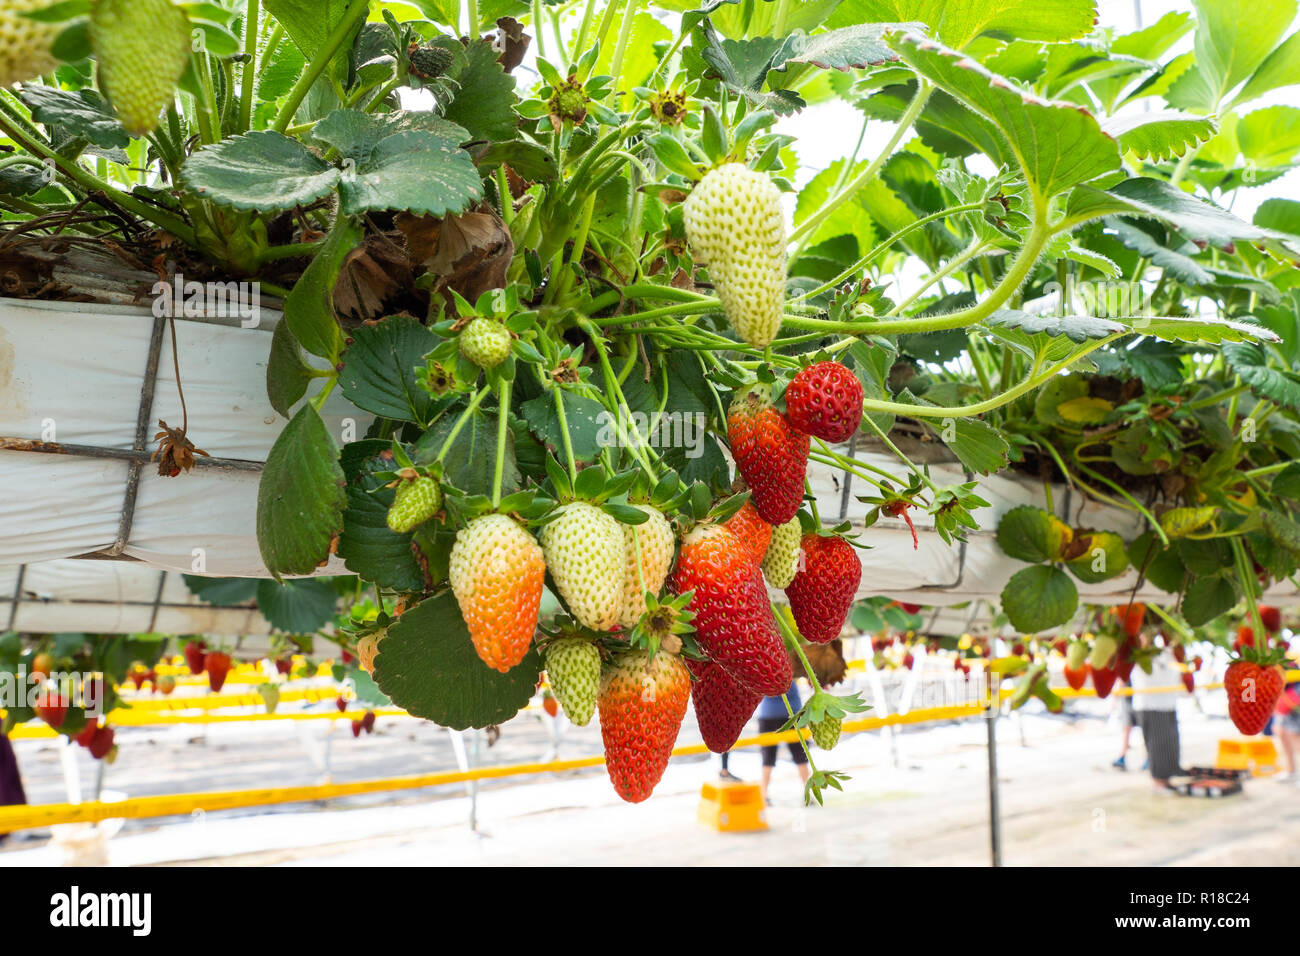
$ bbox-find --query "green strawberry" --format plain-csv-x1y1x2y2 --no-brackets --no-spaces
408,44,454,80
1089,634,1119,670
1,0,63,87
540,501,625,631
682,163,787,347
544,637,600,726
386,475,442,533
761,516,802,589
90,0,192,136
811,713,841,750
257,683,280,714
1066,640,1087,670
459,317,511,369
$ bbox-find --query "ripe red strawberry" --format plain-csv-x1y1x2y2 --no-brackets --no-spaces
74,722,99,748
351,719,363,738
785,533,861,645
129,668,147,690
727,384,808,525
204,651,232,692
335,696,348,713
722,500,773,565
1234,625,1255,652
184,640,207,674
1192,656,1203,673
87,724,115,760
1115,640,1136,684
1111,603,1144,639
1012,642,1026,657
361,710,376,734
1052,639,1068,656
903,652,915,670
1171,644,1185,663
687,658,762,753
670,525,793,696
1225,660,1284,735
598,649,690,803
784,361,864,443
34,688,68,728
1181,672,1195,693
899,602,921,614
275,657,292,675
1063,664,1088,691
1259,606,1282,634
1089,664,1117,699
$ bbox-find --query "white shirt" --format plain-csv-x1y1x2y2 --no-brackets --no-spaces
1130,652,1180,712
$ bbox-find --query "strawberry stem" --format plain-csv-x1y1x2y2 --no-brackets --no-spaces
1229,536,1266,645
492,377,511,509
435,385,492,462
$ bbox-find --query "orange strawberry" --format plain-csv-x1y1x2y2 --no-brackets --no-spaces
722,500,773,564
670,524,793,696
449,514,546,672
598,649,690,803
727,384,808,525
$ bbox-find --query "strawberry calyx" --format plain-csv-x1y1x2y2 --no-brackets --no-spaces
1231,641,1289,669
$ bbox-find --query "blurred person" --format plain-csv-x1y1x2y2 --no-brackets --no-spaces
0,733,27,844
1112,691,1139,770
757,679,810,803
1276,682,1300,783
1130,645,1182,793
718,748,741,782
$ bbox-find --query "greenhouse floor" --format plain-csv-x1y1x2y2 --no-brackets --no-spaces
5,696,1300,867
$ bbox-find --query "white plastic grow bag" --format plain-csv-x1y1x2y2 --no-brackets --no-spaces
0,296,368,577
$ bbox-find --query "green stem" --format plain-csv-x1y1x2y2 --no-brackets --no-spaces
273,0,370,133
1073,457,1168,546
552,383,579,483
1147,602,1194,643
1183,382,1250,411
889,240,989,315
533,0,545,56
1230,536,1265,641
584,324,659,480
435,385,492,461
772,0,795,36
239,0,261,132
570,0,599,62
492,377,511,509
467,0,480,36
607,0,643,97
789,82,932,254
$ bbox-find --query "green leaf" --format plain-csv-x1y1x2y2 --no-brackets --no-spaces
1236,105,1300,168
699,25,806,115
1127,531,1187,592
267,317,316,419
1001,565,1078,633
520,389,608,464
775,24,903,72
1134,315,1277,346
1232,30,1300,107
337,316,439,424
372,591,542,730
984,309,1124,342
894,32,1120,198
831,0,1097,48
1167,0,1297,111
255,578,339,632
1224,342,1300,411
182,576,258,605
18,86,128,149
1174,537,1232,577
1181,574,1238,626
940,417,1009,475
181,131,340,210
281,216,362,363
1108,219,1212,286
312,109,470,165
1103,111,1217,161
337,130,482,217
1255,199,1300,238
1159,506,1219,538
1066,531,1129,583
1080,177,1290,246
1263,509,1300,556
256,403,347,579
415,405,518,497
442,39,519,143
1271,462,1300,500
996,504,1069,564
263,0,362,60
337,441,429,591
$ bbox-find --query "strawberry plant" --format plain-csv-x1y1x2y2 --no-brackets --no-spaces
3,0,1300,798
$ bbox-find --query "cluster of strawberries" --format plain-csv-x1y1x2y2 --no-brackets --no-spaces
182,640,233,692
428,360,869,802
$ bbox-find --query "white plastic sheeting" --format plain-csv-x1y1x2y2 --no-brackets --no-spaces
0,297,368,577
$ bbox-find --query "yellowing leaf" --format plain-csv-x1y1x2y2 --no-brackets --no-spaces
1057,396,1114,424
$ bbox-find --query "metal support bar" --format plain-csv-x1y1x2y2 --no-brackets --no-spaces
147,571,167,633
108,314,168,556
986,684,1002,867
6,564,24,630
0,437,262,473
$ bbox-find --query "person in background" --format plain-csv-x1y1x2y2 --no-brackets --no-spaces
718,748,741,782
1130,642,1182,793
0,733,27,844
1113,691,1139,770
757,679,810,804
1276,682,1300,784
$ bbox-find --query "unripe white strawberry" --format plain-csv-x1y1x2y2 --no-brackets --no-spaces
617,504,675,628
0,0,62,87
544,637,601,726
90,0,191,136
540,502,624,631
762,516,802,589
683,163,787,348
459,317,511,369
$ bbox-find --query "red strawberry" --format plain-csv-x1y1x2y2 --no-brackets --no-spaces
1172,644,1185,663
1224,660,1284,735
204,651,232,692
341,650,356,665
784,361,864,443
687,658,762,754
1235,625,1255,652
542,695,558,718
1089,664,1117,699
335,696,348,713
1012,642,1026,657
275,658,292,675
88,725,115,760
1192,656,1203,672
1112,603,1144,639
722,500,773,565
361,710,376,734
34,688,68,728
1181,672,1195,693
1063,664,1088,691
1052,639,1068,656
1259,606,1282,634
184,640,207,674
786,533,861,645
953,656,964,672
129,669,147,690
1115,641,1136,684
903,652,915,670
351,719,362,738
670,525,793,696
598,649,690,803
727,384,808,525
899,602,921,614
74,722,99,748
